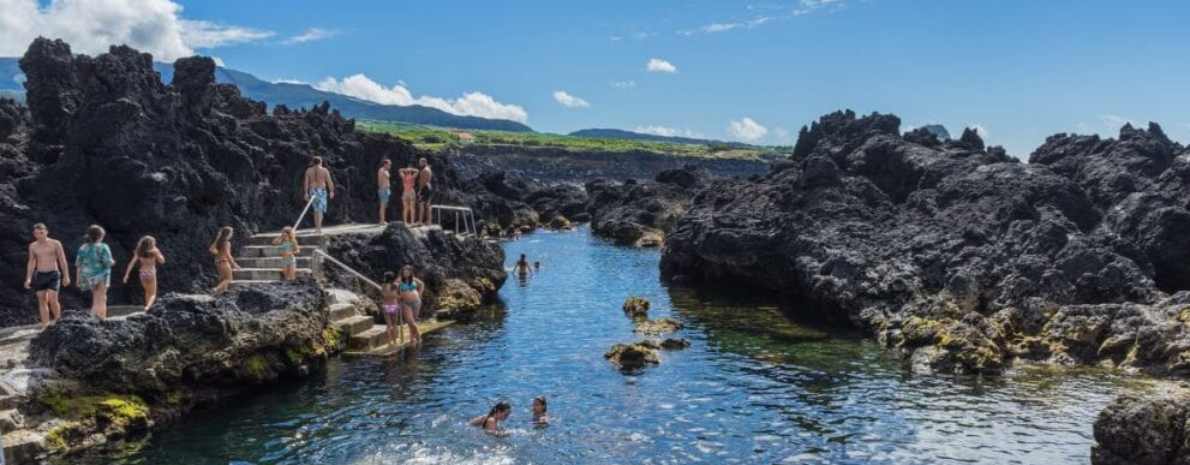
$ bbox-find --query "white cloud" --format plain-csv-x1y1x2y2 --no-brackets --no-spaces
687,0,848,36
273,78,307,85
1101,114,1137,129
646,58,677,73
0,0,273,61
728,117,768,142
612,80,636,89
315,74,528,123
634,125,705,139
633,32,657,40
553,91,590,108
281,27,340,46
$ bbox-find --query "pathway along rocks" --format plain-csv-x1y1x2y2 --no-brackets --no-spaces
662,110,1190,377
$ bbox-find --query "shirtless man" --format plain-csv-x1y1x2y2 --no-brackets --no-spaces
377,159,392,225
24,223,71,328
303,156,335,234
417,158,434,225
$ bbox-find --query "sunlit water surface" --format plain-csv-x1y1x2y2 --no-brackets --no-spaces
66,227,1153,465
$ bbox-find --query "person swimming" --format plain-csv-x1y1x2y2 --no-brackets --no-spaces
531,396,548,425
514,254,531,275
469,401,512,433
380,271,402,347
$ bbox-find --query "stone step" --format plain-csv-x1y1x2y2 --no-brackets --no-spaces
247,234,326,247
347,326,390,351
107,305,145,317
328,303,357,321
239,245,319,258
232,268,313,281
326,288,363,306
334,315,374,337
235,256,314,269
0,408,24,433
228,280,277,290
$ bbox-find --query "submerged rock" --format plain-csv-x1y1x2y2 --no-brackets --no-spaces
633,318,683,335
604,342,660,371
622,296,650,319
1092,389,1190,465
662,109,1190,374
660,338,691,350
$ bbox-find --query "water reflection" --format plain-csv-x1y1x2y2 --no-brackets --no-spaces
67,227,1155,465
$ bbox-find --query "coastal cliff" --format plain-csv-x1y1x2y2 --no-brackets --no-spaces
661,110,1190,376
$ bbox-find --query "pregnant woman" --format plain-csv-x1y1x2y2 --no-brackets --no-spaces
398,265,424,345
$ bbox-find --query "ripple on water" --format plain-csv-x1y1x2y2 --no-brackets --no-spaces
64,227,1158,465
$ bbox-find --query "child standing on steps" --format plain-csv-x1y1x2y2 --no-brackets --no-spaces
380,271,402,348
122,236,166,312
272,226,301,282
76,225,115,319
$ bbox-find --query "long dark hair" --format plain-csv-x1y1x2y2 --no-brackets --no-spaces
383,271,395,291
400,265,415,284
212,227,233,253
488,401,511,418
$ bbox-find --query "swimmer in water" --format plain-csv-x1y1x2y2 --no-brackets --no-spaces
531,395,548,425
514,254,531,275
469,401,512,433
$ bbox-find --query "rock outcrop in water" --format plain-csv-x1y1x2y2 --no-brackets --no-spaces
1092,388,1190,465
662,109,1190,375
586,165,709,247
0,39,517,326
321,223,506,321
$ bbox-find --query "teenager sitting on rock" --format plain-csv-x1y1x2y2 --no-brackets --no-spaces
24,223,70,328
122,235,165,312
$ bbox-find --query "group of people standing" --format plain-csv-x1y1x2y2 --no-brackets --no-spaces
376,157,434,226
25,223,164,328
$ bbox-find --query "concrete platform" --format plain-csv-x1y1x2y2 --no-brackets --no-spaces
344,319,455,356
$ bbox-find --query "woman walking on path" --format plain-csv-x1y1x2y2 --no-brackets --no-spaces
398,265,424,345
210,227,240,293
76,225,115,319
272,226,300,282
380,271,402,348
122,236,165,312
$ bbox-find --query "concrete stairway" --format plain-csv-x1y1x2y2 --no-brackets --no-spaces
230,225,453,356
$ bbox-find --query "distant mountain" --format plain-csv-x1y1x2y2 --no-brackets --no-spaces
569,128,754,148
0,57,533,132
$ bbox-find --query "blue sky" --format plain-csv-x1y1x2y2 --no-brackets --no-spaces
4,0,1189,156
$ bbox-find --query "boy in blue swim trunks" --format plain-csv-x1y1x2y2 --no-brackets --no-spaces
303,156,335,235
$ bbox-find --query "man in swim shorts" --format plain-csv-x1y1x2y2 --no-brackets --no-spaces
304,156,335,234
24,223,71,329
417,157,434,225
378,159,392,225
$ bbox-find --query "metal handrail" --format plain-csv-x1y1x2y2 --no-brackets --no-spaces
313,249,403,345
430,205,477,237
293,195,316,232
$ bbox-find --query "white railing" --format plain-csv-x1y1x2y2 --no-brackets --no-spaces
293,195,317,232
430,205,478,237
313,249,403,345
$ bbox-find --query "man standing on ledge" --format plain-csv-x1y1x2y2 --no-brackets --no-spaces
377,159,392,225
24,223,71,329
304,156,335,235
417,157,434,226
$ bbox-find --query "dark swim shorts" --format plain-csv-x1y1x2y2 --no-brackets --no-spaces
33,270,61,292
419,184,434,201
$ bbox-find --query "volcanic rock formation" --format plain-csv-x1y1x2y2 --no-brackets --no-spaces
662,109,1190,375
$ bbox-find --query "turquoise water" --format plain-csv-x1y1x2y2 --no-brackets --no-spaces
66,227,1150,464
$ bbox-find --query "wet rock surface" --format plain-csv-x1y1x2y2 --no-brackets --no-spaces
321,223,506,321
604,342,660,371
1092,388,1190,465
633,318,684,335
662,109,1190,375
622,296,650,319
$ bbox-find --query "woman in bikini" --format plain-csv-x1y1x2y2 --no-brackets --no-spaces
399,165,419,225
122,236,166,312
272,226,300,282
76,225,115,319
398,265,425,345
468,402,512,433
209,227,240,293
380,271,402,348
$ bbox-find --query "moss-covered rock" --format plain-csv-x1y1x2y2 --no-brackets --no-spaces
622,296,650,319
434,278,485,321
547,215,572,230
633,318,683,335
604,342,660,371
